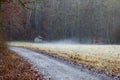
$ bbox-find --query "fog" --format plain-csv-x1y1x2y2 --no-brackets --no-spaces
50,38,79,44
25,0,120,44
4,0,120,44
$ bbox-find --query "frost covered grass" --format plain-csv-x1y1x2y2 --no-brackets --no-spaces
9,42,120,77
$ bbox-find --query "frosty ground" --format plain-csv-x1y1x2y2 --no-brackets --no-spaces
10,47,114,80
9,42,120,79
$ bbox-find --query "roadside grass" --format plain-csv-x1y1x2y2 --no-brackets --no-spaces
0,47,43,80
9,42,120,78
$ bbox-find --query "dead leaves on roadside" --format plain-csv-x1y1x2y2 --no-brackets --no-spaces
0,50,43,80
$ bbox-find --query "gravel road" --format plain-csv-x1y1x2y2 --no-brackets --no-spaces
10,47,114,80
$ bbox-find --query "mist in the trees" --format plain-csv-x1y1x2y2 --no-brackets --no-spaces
10,0,120,44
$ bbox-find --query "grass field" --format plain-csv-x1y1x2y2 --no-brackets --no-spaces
9,42,120,77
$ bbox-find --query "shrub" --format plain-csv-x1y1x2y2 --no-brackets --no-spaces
0,32,7,52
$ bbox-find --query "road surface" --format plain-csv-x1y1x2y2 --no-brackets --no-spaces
10,47,114,80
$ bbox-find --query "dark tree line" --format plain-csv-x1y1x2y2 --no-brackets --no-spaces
2,0,120,44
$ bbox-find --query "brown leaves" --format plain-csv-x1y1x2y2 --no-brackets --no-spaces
111,68,120,75
2,0,12,3
0,50,43,80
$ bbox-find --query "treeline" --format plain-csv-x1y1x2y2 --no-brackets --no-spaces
3,0,120,44
29,0,120,43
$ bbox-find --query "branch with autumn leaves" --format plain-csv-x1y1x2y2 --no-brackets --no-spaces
0,0,27,40
0,0,35,9
0,0,35,29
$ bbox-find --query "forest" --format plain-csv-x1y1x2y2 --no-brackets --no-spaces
1,0,120,44
1,0,120,79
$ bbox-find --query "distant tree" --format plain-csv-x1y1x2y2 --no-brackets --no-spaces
0,0,7,52
112,27,120,44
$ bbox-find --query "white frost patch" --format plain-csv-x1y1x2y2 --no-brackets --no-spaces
9,42,120,60
10,47,113,80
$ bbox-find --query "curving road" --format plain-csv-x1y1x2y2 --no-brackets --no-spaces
10,47,114,80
